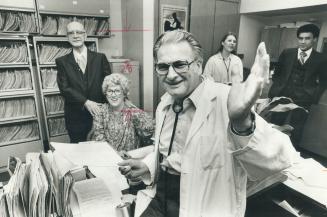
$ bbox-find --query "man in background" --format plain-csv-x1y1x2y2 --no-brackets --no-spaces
119,30,295,217
269,24,327,146
56,21,111,143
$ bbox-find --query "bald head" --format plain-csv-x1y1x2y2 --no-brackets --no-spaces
66,21,85,33
66,21,86,48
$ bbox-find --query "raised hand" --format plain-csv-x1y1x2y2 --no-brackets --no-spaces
227,42,270,131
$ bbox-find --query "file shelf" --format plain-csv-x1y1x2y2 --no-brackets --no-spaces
0,8,38,34
33,36,98,143
0,36,44,169
38,13,111,37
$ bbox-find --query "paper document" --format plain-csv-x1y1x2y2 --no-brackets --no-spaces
73,178,120,217
51,142,129,190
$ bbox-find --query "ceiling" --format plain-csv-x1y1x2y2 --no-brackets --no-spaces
246,4,327,23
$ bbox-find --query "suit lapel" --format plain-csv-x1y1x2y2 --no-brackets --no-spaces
87,50,96,89
303,50,318,80
66,51,85,89
284,49,297,82
185,81,215,148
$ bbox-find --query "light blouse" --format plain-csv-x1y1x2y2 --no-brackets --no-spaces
203,52,243,84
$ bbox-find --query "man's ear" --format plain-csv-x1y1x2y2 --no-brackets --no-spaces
195,61,203,75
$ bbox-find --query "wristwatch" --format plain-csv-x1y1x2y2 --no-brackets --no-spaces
231,113,256,136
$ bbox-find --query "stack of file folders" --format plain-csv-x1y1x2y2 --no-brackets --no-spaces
0,152,94,217
0,11,36,33
0,142,131,217
0,69,32,91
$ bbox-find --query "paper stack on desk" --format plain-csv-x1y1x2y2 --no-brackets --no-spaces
0,141,129,217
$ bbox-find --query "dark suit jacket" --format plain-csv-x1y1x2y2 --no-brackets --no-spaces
269,48,327,105
56,50,111,129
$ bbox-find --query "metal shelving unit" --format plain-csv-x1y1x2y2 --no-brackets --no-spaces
0,36,44,169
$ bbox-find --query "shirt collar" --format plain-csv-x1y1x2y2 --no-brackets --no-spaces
160,80,205,110
73,45,87,59
217,52,231,61
298,48,312,58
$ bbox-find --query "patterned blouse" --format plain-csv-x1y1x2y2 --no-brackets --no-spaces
92,102,154,151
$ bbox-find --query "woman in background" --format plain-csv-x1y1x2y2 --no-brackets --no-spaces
91,73,154,152
203,32,243,84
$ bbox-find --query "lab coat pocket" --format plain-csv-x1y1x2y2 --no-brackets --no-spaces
200,136,224,170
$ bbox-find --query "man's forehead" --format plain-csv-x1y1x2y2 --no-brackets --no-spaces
67,22,84,31
298,32,314,38
157,41,193,59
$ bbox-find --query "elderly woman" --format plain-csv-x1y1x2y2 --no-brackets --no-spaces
203,32,243,84
91,73,154,152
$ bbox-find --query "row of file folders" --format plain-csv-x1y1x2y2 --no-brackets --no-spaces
0,11,37,33
37,43,96,64
0,69,32,91
0,121,39,144
0,43,28,64
0,68,58,90
0,152,78,217
0,42,96,64
0,117,66,143
41,15,110,36
0,95,64,119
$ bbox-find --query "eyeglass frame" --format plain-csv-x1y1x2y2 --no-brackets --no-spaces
106,89,123,96
67,30,86,36
154,59,196,76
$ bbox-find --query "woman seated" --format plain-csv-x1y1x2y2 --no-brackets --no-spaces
203,32,243,84
91,73,154,152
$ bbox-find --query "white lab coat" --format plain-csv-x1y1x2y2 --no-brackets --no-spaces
135,80,296,217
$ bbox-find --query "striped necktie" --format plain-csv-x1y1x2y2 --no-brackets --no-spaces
299,51,307,65
76,55,87,73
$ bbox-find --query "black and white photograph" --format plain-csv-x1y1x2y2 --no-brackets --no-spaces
160,4,188,33
1,0,327,217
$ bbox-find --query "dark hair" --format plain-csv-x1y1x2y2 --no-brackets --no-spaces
153,30,203,64
217,32,237,54
297,24,320,38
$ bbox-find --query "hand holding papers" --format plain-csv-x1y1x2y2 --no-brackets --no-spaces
51,141,129,191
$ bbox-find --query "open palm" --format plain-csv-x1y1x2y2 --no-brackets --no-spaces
228,42,270,129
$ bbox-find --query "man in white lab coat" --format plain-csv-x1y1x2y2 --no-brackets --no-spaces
119,30,296,217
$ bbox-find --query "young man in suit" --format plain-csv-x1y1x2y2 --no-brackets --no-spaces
56,21,111,143
269,24,327,146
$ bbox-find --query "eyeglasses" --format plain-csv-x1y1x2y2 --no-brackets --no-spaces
67,31,86,36
106,89,122,96
155,60,195,75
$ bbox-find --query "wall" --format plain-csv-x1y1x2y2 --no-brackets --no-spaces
240,0,327,13
317,21,327,52
98,0,123,59
237,15,264,68
153,0,189,111
189,0,216,62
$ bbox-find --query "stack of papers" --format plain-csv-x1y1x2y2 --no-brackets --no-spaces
0,121,39,144
48,117,67,136
41,16,58,35
0,43,28,64
0,69,32,91
1,141,129,217
38,44,71,64
40,68,58,89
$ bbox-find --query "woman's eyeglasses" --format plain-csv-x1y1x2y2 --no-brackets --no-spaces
107,89,122,96
155,60,195,75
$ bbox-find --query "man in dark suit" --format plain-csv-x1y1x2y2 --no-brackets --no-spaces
56,21,111,143
269,24,327,146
